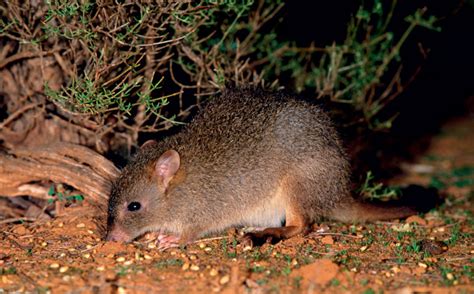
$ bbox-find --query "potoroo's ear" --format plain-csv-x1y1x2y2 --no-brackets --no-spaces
141,140,158,150
155,150,180,190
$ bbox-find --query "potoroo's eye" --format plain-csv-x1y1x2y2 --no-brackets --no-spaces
127,202,141,212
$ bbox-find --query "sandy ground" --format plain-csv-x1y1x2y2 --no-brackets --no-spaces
1,117,473,293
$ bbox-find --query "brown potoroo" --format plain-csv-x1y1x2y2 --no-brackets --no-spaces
106,88,423,247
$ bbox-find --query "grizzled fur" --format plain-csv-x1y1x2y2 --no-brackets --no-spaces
106,88,354,242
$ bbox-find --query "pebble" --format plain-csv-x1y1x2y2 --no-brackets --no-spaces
190,265,200,271
243,246,252,252
209,269,218,276
418,262,428,268
59,266,69,273
219,275,230,285
182,263,190,271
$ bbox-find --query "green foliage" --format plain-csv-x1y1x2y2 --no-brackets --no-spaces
0,0,440,146
47,184,84,205
358,171,401,201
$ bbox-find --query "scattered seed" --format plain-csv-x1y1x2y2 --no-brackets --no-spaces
87,230,94,234
204,247,212,252
50,263,60,269
148,243,156,249
97,266,105,271
41,242,47,247
199,243,206,249
124,260,133,266
62,275,71,282
219,275,230,285
118,287,127,294
83,253,90,259
58,223,64,228
76,223,85,228
360,246,368,252
60,253,66,257
446,273,454,280
189,255,197,260
116,257,125,262
144,255,152,260
86,245,92,250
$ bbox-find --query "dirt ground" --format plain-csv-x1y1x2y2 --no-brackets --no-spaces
1,117,473,293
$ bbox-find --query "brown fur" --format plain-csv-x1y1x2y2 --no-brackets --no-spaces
106,88,420,244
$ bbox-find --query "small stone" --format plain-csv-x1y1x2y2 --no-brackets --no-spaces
59,266,69,273
243,246,252,252
50,263,60,269
219,275,230,285
209,268,218,276
190,265,200,271
321,236,334,245
76,223,85,228
420,240,448,255
182,263,190,271
418,262,428,268
116,257,126,262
